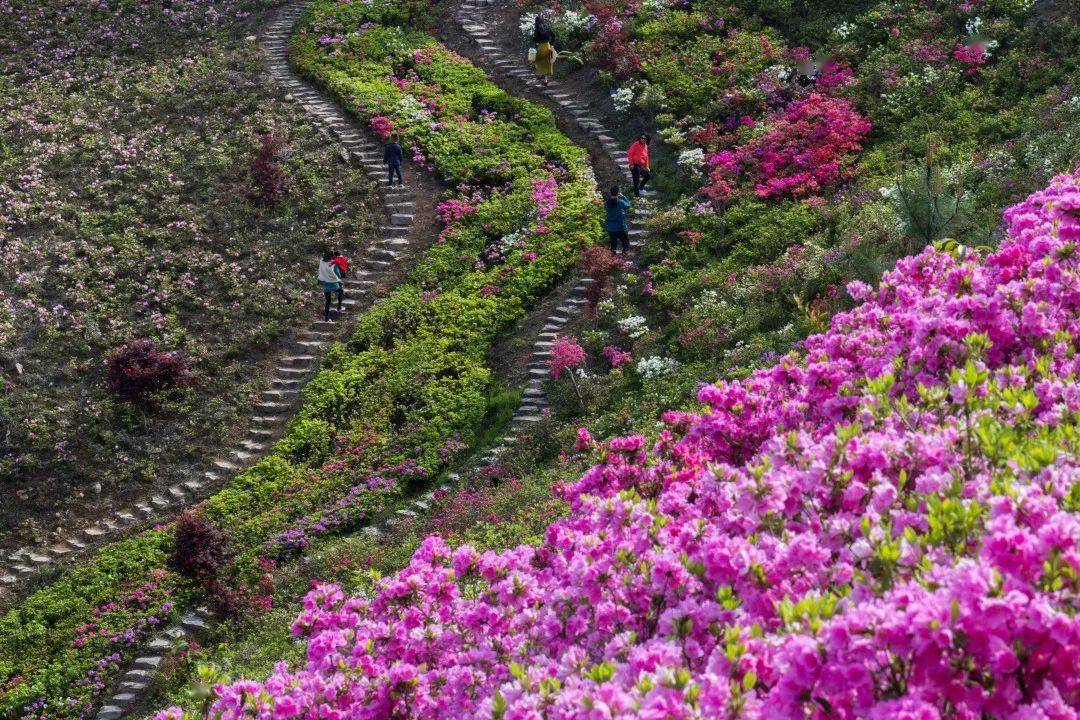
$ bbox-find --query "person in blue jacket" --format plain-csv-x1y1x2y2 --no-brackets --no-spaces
384,134,404,187
604,185,632,254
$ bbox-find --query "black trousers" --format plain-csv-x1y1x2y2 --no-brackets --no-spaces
631,163,651,193
608,230,629,253
323,286,344,320
387,162,403,186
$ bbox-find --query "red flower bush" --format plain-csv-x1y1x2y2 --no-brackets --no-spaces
250,133,285,207
104,338,194,404
704,94,871,202
954,42,989,77
548,335,586,380
584,2,642,81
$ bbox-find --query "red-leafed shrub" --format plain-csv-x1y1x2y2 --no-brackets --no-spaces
104,338,194,404
250,133,285,206
171,511,235,586
580,245,624,314
171,511,242,617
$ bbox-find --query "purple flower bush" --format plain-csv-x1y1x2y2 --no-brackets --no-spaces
162,173,1080,718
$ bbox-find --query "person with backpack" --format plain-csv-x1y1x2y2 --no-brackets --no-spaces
330,250,349,277
318,249,344,322
628,134,651,197
384,134,404,188
533,16,556,85
604,185,632,255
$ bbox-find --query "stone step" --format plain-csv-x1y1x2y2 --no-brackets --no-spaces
181,613,212,636
133,656,162,669
255,401,292,412
280,355,316,367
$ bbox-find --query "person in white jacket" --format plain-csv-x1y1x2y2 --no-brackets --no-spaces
318,250,344,322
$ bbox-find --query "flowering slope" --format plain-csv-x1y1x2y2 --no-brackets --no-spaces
176,175,1080,717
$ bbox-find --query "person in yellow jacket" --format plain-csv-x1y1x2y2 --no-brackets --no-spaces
533,16,556,84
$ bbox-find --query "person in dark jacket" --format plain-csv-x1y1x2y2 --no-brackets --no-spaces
604,185,632,254
384,134,404,187
533,16,556,84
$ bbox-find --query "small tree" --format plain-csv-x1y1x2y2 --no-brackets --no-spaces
250,133,285,207
890,144,968,254
105,338,194,404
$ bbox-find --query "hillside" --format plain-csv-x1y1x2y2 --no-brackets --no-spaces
0,0,1077,718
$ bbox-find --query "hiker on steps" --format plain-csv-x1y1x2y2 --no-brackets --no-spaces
318,249,344,322
384,134,405,188
532,16,556,86
628,134,652,197
605,185,632,255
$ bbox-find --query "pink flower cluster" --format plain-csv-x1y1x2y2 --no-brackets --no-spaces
548,334,586,380
170,172,1080,719
531,177,559,219
705,94,871,201
602,344,632,368
954,42,989,77
369,115,394,140
435,197,477,224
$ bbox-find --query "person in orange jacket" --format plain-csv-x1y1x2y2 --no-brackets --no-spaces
627,134,651,197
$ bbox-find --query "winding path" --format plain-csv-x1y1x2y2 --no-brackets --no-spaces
0,3,436,597
88,4,437,715
90,3,657,715
449,0,654,440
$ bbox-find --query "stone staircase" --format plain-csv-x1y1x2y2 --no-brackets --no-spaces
94,610,212,720
0,0,420,631
81,3,660,715
452,0,654,438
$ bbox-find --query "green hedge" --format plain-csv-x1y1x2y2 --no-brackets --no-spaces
0,4,599,716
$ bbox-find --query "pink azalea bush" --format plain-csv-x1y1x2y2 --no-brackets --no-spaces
369,115,394,140
548,335,586,380
954,42,989,77
167,172,1080,718
707,94,871,201
602,344,632,368
531,177,560,219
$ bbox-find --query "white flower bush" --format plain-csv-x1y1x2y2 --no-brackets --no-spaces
612,87,635,114
636,355,678,380
559,9,592,32
769,64,792,82
519,12,540,38
397,95,430,123
677,148,705,173
640,0,669,16
617,315,649,338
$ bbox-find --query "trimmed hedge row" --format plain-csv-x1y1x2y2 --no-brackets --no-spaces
0,4,599,717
